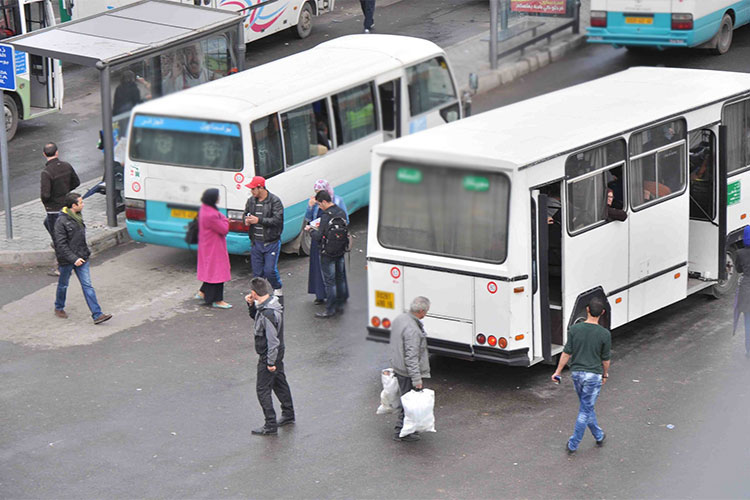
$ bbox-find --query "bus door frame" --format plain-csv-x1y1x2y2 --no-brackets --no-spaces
378,78,402,142
531,189,553,362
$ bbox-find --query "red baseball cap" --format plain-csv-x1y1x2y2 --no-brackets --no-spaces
248,176,266,189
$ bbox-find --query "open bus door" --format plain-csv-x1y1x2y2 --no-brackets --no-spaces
531,189,560,363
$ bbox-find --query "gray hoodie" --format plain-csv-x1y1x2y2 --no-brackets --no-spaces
249,296,284,366
389,312,431,386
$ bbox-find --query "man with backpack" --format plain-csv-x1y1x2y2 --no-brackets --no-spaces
306,190,348,318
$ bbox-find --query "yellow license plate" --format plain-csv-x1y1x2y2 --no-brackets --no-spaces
375,290,395,309
625,16,653,24
171,209,198,219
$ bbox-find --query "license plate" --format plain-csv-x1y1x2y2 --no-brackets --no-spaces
375,290,395,309
171,208,198,219
625,16,653,24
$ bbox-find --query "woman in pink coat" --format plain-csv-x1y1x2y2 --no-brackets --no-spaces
195,188,232,308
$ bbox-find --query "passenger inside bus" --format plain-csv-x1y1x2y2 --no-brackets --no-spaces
606,189,627,221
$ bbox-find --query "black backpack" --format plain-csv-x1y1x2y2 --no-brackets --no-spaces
322,216,349,258
185,217,199,245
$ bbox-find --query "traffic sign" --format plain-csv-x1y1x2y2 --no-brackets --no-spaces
0,43,16,92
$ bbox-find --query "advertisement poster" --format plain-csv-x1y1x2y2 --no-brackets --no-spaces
510,0,567,15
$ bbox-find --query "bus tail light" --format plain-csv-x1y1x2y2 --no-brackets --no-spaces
371,316,381,328
515,334,524,341
498,337,508,349
590,11,607,27
227,210,249,233
476,334,486,345
382,318,391,329
672,13,693,30
488,335,497,347
125,198,145,221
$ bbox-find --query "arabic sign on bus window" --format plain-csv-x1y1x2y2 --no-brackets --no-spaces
510,0,566,15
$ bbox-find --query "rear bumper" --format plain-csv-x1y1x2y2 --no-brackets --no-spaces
366,327,530,367
126,220,251,255
587,27,690,48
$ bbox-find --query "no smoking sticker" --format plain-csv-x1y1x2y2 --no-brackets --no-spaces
487,282,498,294
390,267,401,279
131,181,141,193
234,173,245,184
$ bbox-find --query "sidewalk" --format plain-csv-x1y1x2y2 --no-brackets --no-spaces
0,2,589,268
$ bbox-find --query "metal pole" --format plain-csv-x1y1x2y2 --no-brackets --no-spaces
236,22,246,72
97,62,117,227
0,89,12,239
490,0,498,69
501,0,509,31
573,0,581,34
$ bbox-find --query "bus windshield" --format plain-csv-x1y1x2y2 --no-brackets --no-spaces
129,114,243,171
377,161,510,263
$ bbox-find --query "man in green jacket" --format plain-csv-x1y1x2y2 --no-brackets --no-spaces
552,296,611,454
389,296,431,442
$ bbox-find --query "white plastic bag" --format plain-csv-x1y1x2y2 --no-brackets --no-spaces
399,388,436,437
376,368,401,415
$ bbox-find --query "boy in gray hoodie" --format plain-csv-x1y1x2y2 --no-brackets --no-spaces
246,277,295,435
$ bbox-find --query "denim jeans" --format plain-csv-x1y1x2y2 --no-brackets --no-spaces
568,371,604,451
250,240,282,290
55,262,103,319
43,212,59,243
320,254,346,314
360,0,375,29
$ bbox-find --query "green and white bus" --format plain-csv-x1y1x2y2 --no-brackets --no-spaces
1,0,62,140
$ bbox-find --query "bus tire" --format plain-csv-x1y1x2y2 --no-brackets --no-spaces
711,246,738,298
295,2,314,39
299,223,312,255
3,94,18,141
712,14,733,55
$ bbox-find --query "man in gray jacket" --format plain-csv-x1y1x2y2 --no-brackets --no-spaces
389,296,431,442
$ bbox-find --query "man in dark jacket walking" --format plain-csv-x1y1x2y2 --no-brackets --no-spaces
53,193,112,324
41,142,80,275
306,190,348,318
389,296,431,442
244,176,284,300
245,277,295,436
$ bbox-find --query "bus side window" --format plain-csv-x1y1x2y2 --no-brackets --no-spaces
723,99,750,174
281,98,331,167
629,118,687,209
332,83,377,146
406,56,457,117
251,114,284,179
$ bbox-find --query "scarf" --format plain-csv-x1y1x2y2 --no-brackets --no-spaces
62,206,84,226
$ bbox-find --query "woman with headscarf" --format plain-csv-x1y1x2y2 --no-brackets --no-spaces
195,188,232,308
305,179,349,305
734,226,750,357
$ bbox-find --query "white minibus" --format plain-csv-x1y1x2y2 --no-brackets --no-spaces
366,67,750,367
123,34,463,254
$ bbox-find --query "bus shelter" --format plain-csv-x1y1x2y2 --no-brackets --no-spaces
7,0,244,226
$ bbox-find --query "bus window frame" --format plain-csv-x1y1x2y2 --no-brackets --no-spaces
628,118,688,212
330,80,381,148
721,96,750,177
565,161,626,237
405,55,459,119
250,112,286,179
279,96,335,171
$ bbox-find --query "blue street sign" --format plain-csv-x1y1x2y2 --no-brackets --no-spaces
0,43,16,92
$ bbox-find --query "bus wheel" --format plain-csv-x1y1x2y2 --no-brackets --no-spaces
3,95,18,141
295,2,314,39
711,247,738,298
299,224,312,255
712,14,733,55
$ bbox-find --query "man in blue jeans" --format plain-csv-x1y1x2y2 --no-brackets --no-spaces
551,296,611,454
244,176,284,301
53,192,112,324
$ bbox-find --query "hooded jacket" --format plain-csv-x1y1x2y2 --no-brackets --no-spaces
249,296,284,366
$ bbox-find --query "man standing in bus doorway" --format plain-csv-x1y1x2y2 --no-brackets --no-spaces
389,296,431,442
41,142,80,277
360,0,375,33
551,296,611,454
244,176,285,302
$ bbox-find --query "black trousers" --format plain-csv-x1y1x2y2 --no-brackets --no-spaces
360,0,375,29
394,373,413,433
256,356,294,428
43,213,59,244
200,282,224,304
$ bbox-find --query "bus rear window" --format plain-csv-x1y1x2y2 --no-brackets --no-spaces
130,115,243,171
378,161,510,263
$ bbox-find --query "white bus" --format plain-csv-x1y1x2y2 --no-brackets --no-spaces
59,0,335,42
366,67,750,367
123,34,463,254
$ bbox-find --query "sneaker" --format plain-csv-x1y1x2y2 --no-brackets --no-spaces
313,298,325,305
566,444,576,454
364,29,370,33
48,268,60,277
54,309,68,319
93,313,112,325
393,433,420,442
596,433,606,446
277,416,295,427
251,426,278,436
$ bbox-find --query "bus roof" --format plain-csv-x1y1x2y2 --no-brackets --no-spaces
134,34,445,120
374,67,750,170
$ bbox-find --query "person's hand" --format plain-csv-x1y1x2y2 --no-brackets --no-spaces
244,293,255,304
547,216,554,225
247,215,259,225
303,225,312,232
551,372,561,383
74,258,85,267
414,383,423,390
308,196,316,207
601,376,608,386
267,365,276,372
